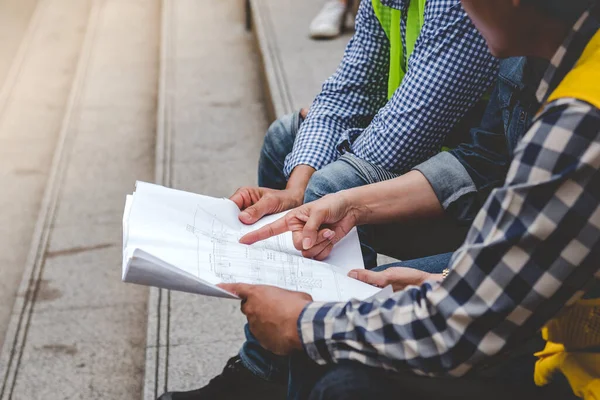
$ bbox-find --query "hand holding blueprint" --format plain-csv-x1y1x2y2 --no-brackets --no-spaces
122,182,380,302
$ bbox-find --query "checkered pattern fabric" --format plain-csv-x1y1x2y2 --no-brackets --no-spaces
283,0,497,177
298,10,600,377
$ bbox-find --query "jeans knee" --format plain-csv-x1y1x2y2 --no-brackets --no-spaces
259,113,300,189
304,159,367,203
304,169,335,203
261,113,298,165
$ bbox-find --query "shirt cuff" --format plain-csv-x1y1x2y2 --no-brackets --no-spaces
297,301,344,365
283,154,320,179
413,152,477,211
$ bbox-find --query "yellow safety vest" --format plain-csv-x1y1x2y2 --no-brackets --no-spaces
534,28,600,399
372,0,426,99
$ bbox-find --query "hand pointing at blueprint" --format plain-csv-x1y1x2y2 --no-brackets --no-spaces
122,182,380,302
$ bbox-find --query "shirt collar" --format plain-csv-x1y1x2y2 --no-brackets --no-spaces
536,7,599,103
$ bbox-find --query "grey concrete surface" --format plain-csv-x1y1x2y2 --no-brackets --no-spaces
0,0,159,398
144,0,268,397
0,0,38,87
250,0,352,118
0,0,92,349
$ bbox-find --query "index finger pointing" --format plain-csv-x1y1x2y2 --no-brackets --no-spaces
239,216,289,245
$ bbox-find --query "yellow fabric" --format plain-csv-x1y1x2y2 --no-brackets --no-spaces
543,299,600,350
534,339,600,400
534,297,600,399
547,30,600,108
371,0,426,99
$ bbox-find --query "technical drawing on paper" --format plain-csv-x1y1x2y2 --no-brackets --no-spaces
186,204,344,300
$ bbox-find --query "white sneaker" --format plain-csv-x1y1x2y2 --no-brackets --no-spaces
309,0,348,39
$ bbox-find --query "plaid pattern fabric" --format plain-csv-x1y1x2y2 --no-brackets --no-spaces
283,0,497,177
298,10,600,377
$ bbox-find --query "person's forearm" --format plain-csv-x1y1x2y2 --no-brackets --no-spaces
286,165,316,198
343,170,443,225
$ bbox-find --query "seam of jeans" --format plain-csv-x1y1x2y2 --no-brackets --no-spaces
338,154,378,184
262,147,286,172
340,154,399,184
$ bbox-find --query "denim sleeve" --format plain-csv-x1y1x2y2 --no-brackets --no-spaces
412,152,478,222
414,79,512,222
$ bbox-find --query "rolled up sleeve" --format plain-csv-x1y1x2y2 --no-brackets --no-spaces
413,152,477,219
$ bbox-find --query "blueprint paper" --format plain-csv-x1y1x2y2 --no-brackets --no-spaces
122,182,379,302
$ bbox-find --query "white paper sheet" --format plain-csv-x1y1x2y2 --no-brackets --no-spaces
123,182,379,302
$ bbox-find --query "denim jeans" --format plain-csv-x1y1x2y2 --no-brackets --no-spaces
287,335,578,400
240,112,471,382
239,253,454,384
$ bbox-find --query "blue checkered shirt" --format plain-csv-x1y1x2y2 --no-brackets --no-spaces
283,0,497,177
298,10,600,376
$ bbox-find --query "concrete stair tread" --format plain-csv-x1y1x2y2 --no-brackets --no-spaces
250,0,351,119
0,0,159,398
144,0,268,398
0,0,92,351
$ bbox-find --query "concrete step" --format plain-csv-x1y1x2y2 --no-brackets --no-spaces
0,0,160,398
249,0,350,119
0,0,39,89
0,0,93,350
143,0,269,397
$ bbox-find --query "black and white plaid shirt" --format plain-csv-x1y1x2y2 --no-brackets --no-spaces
298,9,600,376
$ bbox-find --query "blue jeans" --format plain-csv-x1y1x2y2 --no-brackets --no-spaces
288,335,578,400
240,253,454,383
241,112,469,382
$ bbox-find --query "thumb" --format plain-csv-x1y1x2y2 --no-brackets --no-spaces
301,209,326,250
239,196,278,224
347,269,389,288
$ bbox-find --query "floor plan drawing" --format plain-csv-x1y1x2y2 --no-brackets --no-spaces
188,204,345,299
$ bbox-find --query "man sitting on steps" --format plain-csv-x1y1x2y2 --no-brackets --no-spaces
219,0,599,398
232,0,498,270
